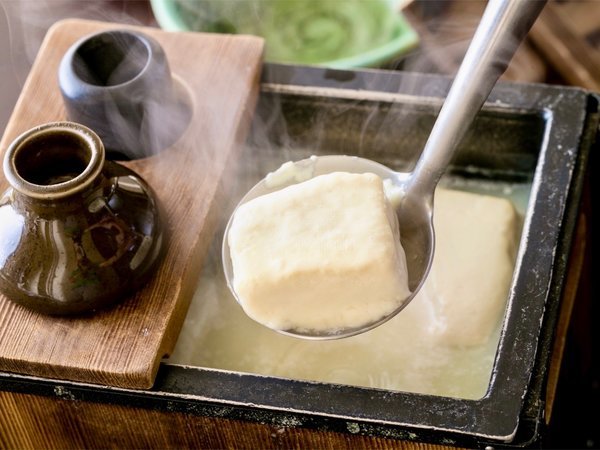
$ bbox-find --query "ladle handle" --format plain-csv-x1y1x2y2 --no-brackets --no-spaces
408,0,546,197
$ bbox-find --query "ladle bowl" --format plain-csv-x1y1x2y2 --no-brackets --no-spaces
222,155,434,339
222,0,546,339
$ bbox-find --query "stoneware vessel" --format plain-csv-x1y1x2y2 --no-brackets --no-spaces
59,29,190,160
0,121,164,315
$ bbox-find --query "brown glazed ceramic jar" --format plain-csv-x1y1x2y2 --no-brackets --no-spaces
0,122,164,315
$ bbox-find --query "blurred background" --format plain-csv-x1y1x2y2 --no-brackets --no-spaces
0,1,598,447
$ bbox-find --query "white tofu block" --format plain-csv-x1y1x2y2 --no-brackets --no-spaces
227,172,411,332
412,188,519,346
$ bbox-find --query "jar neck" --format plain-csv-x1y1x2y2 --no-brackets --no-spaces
3,122,106,205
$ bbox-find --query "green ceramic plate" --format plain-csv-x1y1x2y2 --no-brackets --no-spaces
150,0,419,68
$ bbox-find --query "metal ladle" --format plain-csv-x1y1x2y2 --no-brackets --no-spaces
223,0,546,339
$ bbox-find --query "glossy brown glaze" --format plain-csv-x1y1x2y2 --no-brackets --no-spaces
0,122,164,315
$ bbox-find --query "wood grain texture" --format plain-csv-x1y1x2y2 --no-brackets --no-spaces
545,204,588,423
0,390,463,450
403,1,547,83
529,1,600,91
0,19,264,389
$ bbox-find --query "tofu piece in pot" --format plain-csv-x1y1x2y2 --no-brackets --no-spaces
413,188,519,346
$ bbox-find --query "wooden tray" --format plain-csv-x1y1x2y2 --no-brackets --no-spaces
0,19,264,389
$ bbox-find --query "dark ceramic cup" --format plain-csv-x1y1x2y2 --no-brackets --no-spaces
58,30,190,160
0,122,165,315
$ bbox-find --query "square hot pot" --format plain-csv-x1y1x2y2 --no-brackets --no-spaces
0,63,596,449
